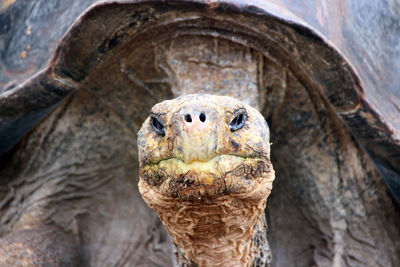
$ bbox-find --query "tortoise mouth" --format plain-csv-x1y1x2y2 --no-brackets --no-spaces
139,154,273,199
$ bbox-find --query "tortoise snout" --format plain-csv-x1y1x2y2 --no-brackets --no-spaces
182,110,209,131
175,107,217,163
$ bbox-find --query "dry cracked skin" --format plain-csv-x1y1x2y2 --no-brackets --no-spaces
138,94,275,266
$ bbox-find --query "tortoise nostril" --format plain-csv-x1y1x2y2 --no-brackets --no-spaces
199,113,206,122
185,114,192,123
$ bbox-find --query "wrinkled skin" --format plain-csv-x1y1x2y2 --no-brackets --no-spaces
138,94,275,266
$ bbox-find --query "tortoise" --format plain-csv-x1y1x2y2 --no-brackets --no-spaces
0,0,399,266
138,94,275,266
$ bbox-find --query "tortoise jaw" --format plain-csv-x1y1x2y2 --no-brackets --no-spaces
140,154,272,200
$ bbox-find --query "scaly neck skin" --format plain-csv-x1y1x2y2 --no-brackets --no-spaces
170,199,265,267
138,173,273,267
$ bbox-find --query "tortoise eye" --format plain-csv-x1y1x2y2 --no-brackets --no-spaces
229,110,246,132
150,115,165,136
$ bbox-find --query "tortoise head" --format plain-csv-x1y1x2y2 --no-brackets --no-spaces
137,94,274,266
137,94,273,200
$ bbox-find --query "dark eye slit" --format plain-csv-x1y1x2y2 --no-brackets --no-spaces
150,115,165,136
237,114,243,125
229,110,246,132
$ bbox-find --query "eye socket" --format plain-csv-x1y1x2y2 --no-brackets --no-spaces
150,115,165,136
229,110,246,132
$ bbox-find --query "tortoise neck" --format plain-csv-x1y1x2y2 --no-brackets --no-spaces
173,215,270,267
139,177,270,266
165,197,265,267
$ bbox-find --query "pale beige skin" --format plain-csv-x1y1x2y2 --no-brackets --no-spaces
138,94,275,266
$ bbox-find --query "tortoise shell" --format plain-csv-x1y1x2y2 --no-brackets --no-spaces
0,1,399,266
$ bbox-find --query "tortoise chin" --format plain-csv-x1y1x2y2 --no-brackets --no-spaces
139,154,274,200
